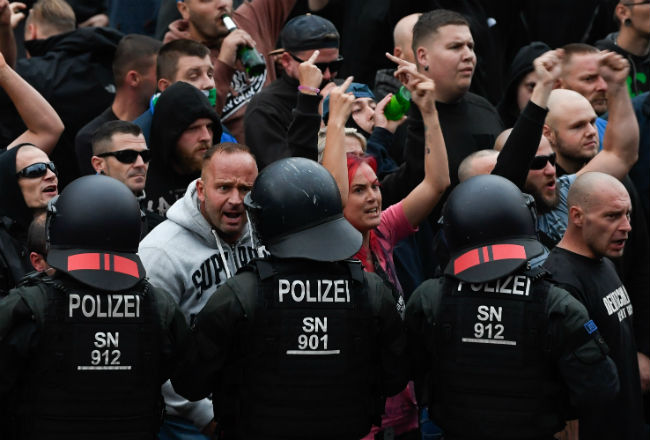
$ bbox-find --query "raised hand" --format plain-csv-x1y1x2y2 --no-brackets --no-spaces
218,28,257,68
598,50,630,87
326,76,355,127
298,50,323,94
533,48,564,85
374,93,407,133
0,1,26,29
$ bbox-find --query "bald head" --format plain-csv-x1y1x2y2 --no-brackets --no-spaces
458,149,499,182
562,171,631,258
545,89,595,129
567,172,627,212
393,13,421,64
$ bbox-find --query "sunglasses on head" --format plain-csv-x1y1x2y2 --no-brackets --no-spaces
97,149,152,164
16,161,57,178
289,53,344,73
529,152,556,170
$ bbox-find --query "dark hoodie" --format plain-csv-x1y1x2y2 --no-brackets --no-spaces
144,82,222,217
595,32,650,98
497,42,550,128
0,27,122,189
0,145,37,296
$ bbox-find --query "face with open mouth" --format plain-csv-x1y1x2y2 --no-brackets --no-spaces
178,0,233,42
16,145,58,209
525,140,559,212
581,183,632,259
197,150,258,244
344,162,382,233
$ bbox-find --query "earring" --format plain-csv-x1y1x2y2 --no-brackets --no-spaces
424,65,429,71
624,18,632,26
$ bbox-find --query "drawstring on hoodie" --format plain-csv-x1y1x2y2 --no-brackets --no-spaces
212,230,233,279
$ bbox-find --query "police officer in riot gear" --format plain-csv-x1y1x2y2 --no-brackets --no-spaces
171,157,408,440
405,174,620,440
0,175,190,440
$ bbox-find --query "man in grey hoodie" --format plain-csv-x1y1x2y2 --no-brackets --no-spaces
139,142,262,438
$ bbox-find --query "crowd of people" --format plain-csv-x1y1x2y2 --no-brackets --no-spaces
0,0,648,439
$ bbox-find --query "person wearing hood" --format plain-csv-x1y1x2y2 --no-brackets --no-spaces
144,80,222,218
163,0,298,143
0,0,122,188
595,0,649,98
139,142,262,439
0,144,58,297
497,41,550,128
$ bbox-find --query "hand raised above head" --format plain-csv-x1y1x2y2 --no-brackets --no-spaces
598,50,630,87
533,49,564,85
326,76,355,127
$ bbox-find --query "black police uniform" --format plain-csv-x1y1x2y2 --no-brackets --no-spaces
0,273,189,439
173,257,406,440
405,175,620,440
171,157,408,440
0,175,191,440
406,269,619,440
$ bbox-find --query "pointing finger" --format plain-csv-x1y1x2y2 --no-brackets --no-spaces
307,50,320,64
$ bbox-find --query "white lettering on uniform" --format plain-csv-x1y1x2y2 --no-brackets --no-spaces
276,279,350,303
68,294,141,318
458,275,530,296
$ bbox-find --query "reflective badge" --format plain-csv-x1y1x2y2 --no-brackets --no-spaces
584,320,598,335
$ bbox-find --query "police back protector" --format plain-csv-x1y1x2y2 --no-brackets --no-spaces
218,258,384,440
14,278,163,439
430,271,567,439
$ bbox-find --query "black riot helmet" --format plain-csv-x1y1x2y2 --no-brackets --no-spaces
46,175,145,291
244,157,362,261
442,174,544,283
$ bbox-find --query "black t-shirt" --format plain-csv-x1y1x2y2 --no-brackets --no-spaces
544,247,644,440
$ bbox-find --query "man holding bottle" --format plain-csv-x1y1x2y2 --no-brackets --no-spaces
165,0,297,143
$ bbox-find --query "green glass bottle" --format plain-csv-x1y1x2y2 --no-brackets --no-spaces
222,15,266,77
383,86,411,120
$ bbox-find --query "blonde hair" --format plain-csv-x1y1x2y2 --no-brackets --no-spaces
27,0,76,36
317,127,367,163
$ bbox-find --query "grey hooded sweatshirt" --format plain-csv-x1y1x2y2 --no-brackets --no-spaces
139,179,264,430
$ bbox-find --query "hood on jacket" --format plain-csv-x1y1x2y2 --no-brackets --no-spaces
150,81,222,171
24,27,122,60
497,41,550,128
166,179,252,247
0,145,36,229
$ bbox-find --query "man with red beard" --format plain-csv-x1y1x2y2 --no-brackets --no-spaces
543,172,645,440
143,81,222,218
139,142,264,439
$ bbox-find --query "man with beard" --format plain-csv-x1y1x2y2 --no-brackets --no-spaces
243,14,341,170
543,172,645,439
90,121,163,237
557,44,610,116
143,81,222,217
139,142,262,439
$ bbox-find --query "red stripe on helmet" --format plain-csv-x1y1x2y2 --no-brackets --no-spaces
67,253,100,271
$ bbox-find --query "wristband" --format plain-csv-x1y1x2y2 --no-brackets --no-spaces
298,85,320,95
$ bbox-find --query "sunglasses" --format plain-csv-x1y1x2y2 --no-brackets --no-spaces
289,53,344,73
97,149,152,164
16,161,57,178
529,152,556,170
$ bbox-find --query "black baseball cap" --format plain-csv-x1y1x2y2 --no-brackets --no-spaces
270,14,339,55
